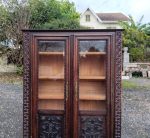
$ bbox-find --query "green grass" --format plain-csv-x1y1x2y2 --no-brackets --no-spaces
122,80,138,89
122,80,150,89
0,72,22,85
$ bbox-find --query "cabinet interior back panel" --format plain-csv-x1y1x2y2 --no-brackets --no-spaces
38,80,64,98
39,55,64,77
80,100,106,111
79,56,105,76
38,99,64,110
79,81,106,100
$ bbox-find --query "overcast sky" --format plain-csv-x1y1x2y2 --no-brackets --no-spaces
69,0,150,23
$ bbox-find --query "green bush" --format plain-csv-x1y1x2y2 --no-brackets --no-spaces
130,47,144,62
16,66,23,75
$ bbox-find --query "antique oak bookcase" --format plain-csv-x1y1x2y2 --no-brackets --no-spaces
23,30,122,138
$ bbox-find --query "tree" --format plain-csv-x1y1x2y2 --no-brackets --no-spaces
0,0,80,68
28,0,80,29
0,0,30,66
120,15,150,62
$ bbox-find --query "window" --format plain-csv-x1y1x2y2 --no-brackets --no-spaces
86,15,90,22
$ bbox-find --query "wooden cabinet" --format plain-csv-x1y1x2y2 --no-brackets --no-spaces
23,30,122,138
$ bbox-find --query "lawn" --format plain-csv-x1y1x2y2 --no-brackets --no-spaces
0,73,22,84
122,78,150,90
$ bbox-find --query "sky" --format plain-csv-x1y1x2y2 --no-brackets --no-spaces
69,0,150,23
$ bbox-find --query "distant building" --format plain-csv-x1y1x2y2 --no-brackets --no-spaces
80,8,129,29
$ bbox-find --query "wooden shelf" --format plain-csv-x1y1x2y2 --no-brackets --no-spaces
80,76,106,80
38,110,64,115
80,52,106,55
80,110,106,115
39,93,64,100
39,52,64,56
39,76,64,80
80,93,106,100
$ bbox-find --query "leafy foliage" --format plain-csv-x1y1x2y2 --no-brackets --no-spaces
120,15,150,62
29,0,80,29
0,0,30,66
130,47,144,62
0,0,81,71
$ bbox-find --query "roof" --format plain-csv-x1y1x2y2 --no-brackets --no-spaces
96,12,129,21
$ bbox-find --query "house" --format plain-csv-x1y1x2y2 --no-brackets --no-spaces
80,8,129,29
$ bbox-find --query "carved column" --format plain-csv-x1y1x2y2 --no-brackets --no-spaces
23,32,31,138
114,31,122,138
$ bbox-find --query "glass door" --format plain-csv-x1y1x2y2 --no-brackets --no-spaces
78,39,107,138
37,38,69,138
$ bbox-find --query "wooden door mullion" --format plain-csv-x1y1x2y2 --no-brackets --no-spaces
65,37,71,138
73,36,79,138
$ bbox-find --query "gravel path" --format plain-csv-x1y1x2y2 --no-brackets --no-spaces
122,89,150,138
0,79,150,138
0,84,23,138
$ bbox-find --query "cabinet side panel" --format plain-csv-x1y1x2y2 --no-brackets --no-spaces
114,31,122,138
23,32,31,138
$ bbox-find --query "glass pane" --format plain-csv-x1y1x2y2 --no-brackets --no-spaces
38,40,65,111
79,40,106,52
78,40,107,112
38,40,65,52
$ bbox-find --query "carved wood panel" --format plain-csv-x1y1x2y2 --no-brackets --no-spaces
114,31,122,138
39,114,64,138
80,116,106,138
23,32,31,138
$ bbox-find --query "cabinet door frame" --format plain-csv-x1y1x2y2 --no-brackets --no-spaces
31,35,71,138
73,35,113,138
23,30,122,138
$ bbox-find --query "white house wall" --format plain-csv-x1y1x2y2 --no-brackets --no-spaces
80,10,101,28
80,10,122,29
100,23,122,29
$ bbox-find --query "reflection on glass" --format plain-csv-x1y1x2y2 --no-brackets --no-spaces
38,40,65,52
79,40,106,52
